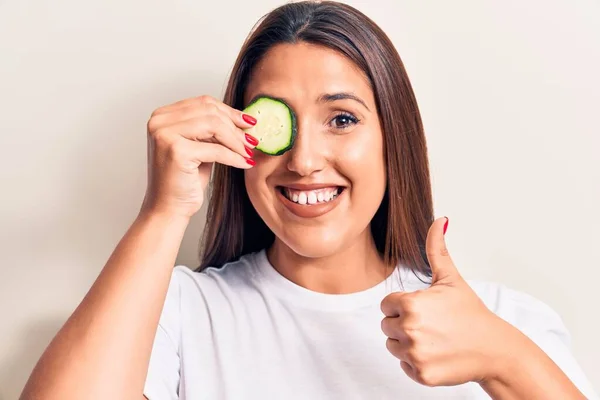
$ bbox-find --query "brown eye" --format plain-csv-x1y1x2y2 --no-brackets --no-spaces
330,113,359,129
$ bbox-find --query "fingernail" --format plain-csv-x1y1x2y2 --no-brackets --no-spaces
243,114,257,126
245,133,259,146
443,217,449,235
245,146,253,157
246,158,256,166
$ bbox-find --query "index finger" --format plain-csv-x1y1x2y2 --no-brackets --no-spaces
380,292,404,317
152,96,258,129
213,101,257,129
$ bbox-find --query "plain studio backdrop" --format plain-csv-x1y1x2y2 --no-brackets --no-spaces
1,0,599,398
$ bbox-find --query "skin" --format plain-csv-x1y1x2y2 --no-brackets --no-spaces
245,42,586,398
19,42,586,400
382,218,586,399
20,98,258,400
244,42,390,294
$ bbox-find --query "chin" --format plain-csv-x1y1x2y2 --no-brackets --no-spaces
276,226,350,259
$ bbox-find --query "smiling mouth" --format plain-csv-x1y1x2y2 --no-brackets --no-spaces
277,186,345,205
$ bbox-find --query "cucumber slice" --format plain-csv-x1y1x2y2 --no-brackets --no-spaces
243,96,297,156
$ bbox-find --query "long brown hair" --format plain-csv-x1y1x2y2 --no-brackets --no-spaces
198,1,434,279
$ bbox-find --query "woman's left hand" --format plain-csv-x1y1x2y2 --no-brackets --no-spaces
380,217,512,386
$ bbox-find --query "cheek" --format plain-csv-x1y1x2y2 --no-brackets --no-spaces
244,166,258,195
245,152,277,183
244,157,279,210
336,128,386,187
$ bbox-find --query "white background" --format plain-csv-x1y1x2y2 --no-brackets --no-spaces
0,0,598,398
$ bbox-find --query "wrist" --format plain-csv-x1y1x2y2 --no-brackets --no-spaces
478,317,539,393
136,208,192,231
138,201,193,222
477,314,530,384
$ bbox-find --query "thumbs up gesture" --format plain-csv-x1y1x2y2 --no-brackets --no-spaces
380,217,505,386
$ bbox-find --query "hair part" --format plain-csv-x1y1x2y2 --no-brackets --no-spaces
199,1,434,279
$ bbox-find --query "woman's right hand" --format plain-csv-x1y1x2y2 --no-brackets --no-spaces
20,95,254,400
141,95,259,219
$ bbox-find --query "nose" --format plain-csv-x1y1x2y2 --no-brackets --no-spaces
286,121,327,176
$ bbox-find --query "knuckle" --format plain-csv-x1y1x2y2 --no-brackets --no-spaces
406,343,424,365
215,145,229,161
150,107,163,118
379,297,389,314
198,95,216,106
380,317,392,336
205,103,219,116
425,250,437,258
147,116,160,133
380,292,401,315
185,117,211,140
405,313,424,332
400,294,419,313
427,246,450,258
207,113,221,127
202,119,217,139
414,368,437,387
150,127,168,143
177,107,196,121
385,337,396,354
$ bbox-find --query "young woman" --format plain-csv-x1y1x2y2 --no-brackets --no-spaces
20,2,597,399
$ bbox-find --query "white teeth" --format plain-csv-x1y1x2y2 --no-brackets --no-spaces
283,187,342,205
298,192,307,205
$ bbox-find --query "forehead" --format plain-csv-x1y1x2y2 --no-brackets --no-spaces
244,42,374,108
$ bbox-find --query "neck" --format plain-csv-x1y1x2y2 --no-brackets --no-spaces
266,228,393,294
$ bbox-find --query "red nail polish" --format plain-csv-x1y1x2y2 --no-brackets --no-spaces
246,158,256,166
443,217,449,235
245,133,259,146
245,146,254,157
243,114,257,126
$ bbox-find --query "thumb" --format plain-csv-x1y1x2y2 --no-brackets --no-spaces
426,217,460,284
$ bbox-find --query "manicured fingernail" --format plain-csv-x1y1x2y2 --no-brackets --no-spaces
443,217,449,235
246,158,256,166
242,114,257,125
245,146,253,157
245,133,259,146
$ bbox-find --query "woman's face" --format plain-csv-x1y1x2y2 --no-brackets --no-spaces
244,42,386,258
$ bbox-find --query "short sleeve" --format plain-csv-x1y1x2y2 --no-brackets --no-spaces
499,287,599,399
143,267,184,400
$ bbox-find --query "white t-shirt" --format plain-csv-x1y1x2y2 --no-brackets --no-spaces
143,250,598,399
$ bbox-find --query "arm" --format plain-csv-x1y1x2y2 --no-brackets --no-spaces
479,317,587,400
20,95,258,400
20,211,190,400
381,218,596,399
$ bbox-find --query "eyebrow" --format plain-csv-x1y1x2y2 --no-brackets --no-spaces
318,92,370,111
246,92,370,112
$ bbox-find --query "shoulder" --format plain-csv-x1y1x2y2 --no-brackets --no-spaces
173,250,261,286
155,251,263,339
168,250,262,297
466,280,569,344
